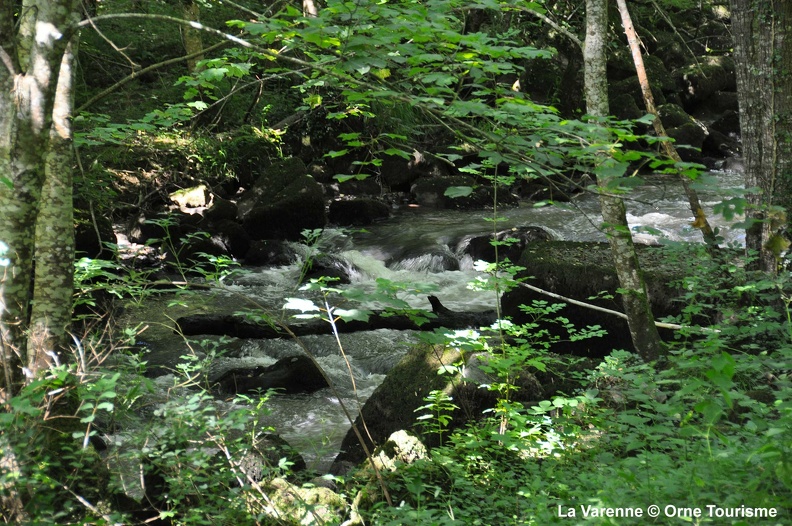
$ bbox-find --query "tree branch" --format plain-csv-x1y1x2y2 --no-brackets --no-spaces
76,40,229,114
518,281,717,333
515,6,582,50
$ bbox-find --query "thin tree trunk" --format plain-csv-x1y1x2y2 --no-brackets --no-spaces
731,0,792,273
615,0,718,248
182,0,204,72
586,0,665,362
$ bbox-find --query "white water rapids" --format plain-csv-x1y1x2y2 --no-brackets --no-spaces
134,168,744,471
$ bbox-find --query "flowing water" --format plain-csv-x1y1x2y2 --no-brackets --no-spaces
137,169,744,471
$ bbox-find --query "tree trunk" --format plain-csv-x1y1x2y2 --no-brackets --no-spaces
0,0,79,392
585,0,665,362
27,37,78,370
182,0,204,72
731,0,792,273
614,0,718,248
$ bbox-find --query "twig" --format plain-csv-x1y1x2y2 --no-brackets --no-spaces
650,0,704,74
80,12,140,69
518,281,718,333
513,6,583,50
76,40,229,113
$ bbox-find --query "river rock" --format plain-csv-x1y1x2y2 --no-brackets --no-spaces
331,344,464,470
666,121,707,163
709,108,740,137
202,195,238,222
411,175,517,209
169,184,210,211
244,239,296,266
674,56,736,111
658,103,694,129
264,477,348,525
212,354,329,395
458,226,553,263
331,342,560,473
501,241,686,356
300,254,356,284
328,198,390,226
237,157,326,241
182,218,250,260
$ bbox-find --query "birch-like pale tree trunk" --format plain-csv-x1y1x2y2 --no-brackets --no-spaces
614,0,717,248
0,0,80,392
731,0,792,273
585,0,665,361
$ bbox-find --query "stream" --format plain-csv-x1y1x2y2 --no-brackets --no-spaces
134,169,744,472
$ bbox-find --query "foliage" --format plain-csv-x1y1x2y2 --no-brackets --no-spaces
7,0,787,524
355,251,792,525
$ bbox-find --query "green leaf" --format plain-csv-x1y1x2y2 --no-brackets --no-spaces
333,308,371,322
444,186,474,198
284,298,319,312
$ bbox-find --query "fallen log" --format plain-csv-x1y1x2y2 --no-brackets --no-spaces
175,296,496,339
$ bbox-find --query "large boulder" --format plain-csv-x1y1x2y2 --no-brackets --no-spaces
238,158,327,241
666,121,708,163
501,242,686,356
183,218,250,260
328,198,390,226
332,344,465,470
411,176,517,209
331,341,576,473
203,195,238,223
244,239,296,266
264,477,348,525
657,103,694,129
674,56,736,111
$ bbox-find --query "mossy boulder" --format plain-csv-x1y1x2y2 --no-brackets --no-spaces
332,344,465,470
411,175,517,209
331,342,552,473
667,121,707,163
501,242,688,356
657,103,694,129
263,477,348,525
674,56,736,110
329,198,390,226
238,157,327,240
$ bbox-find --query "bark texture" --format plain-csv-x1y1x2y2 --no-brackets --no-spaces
731,0,792,272
182,0,204,72
27,37,78,370
586,0,665,361
0,0,79,389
